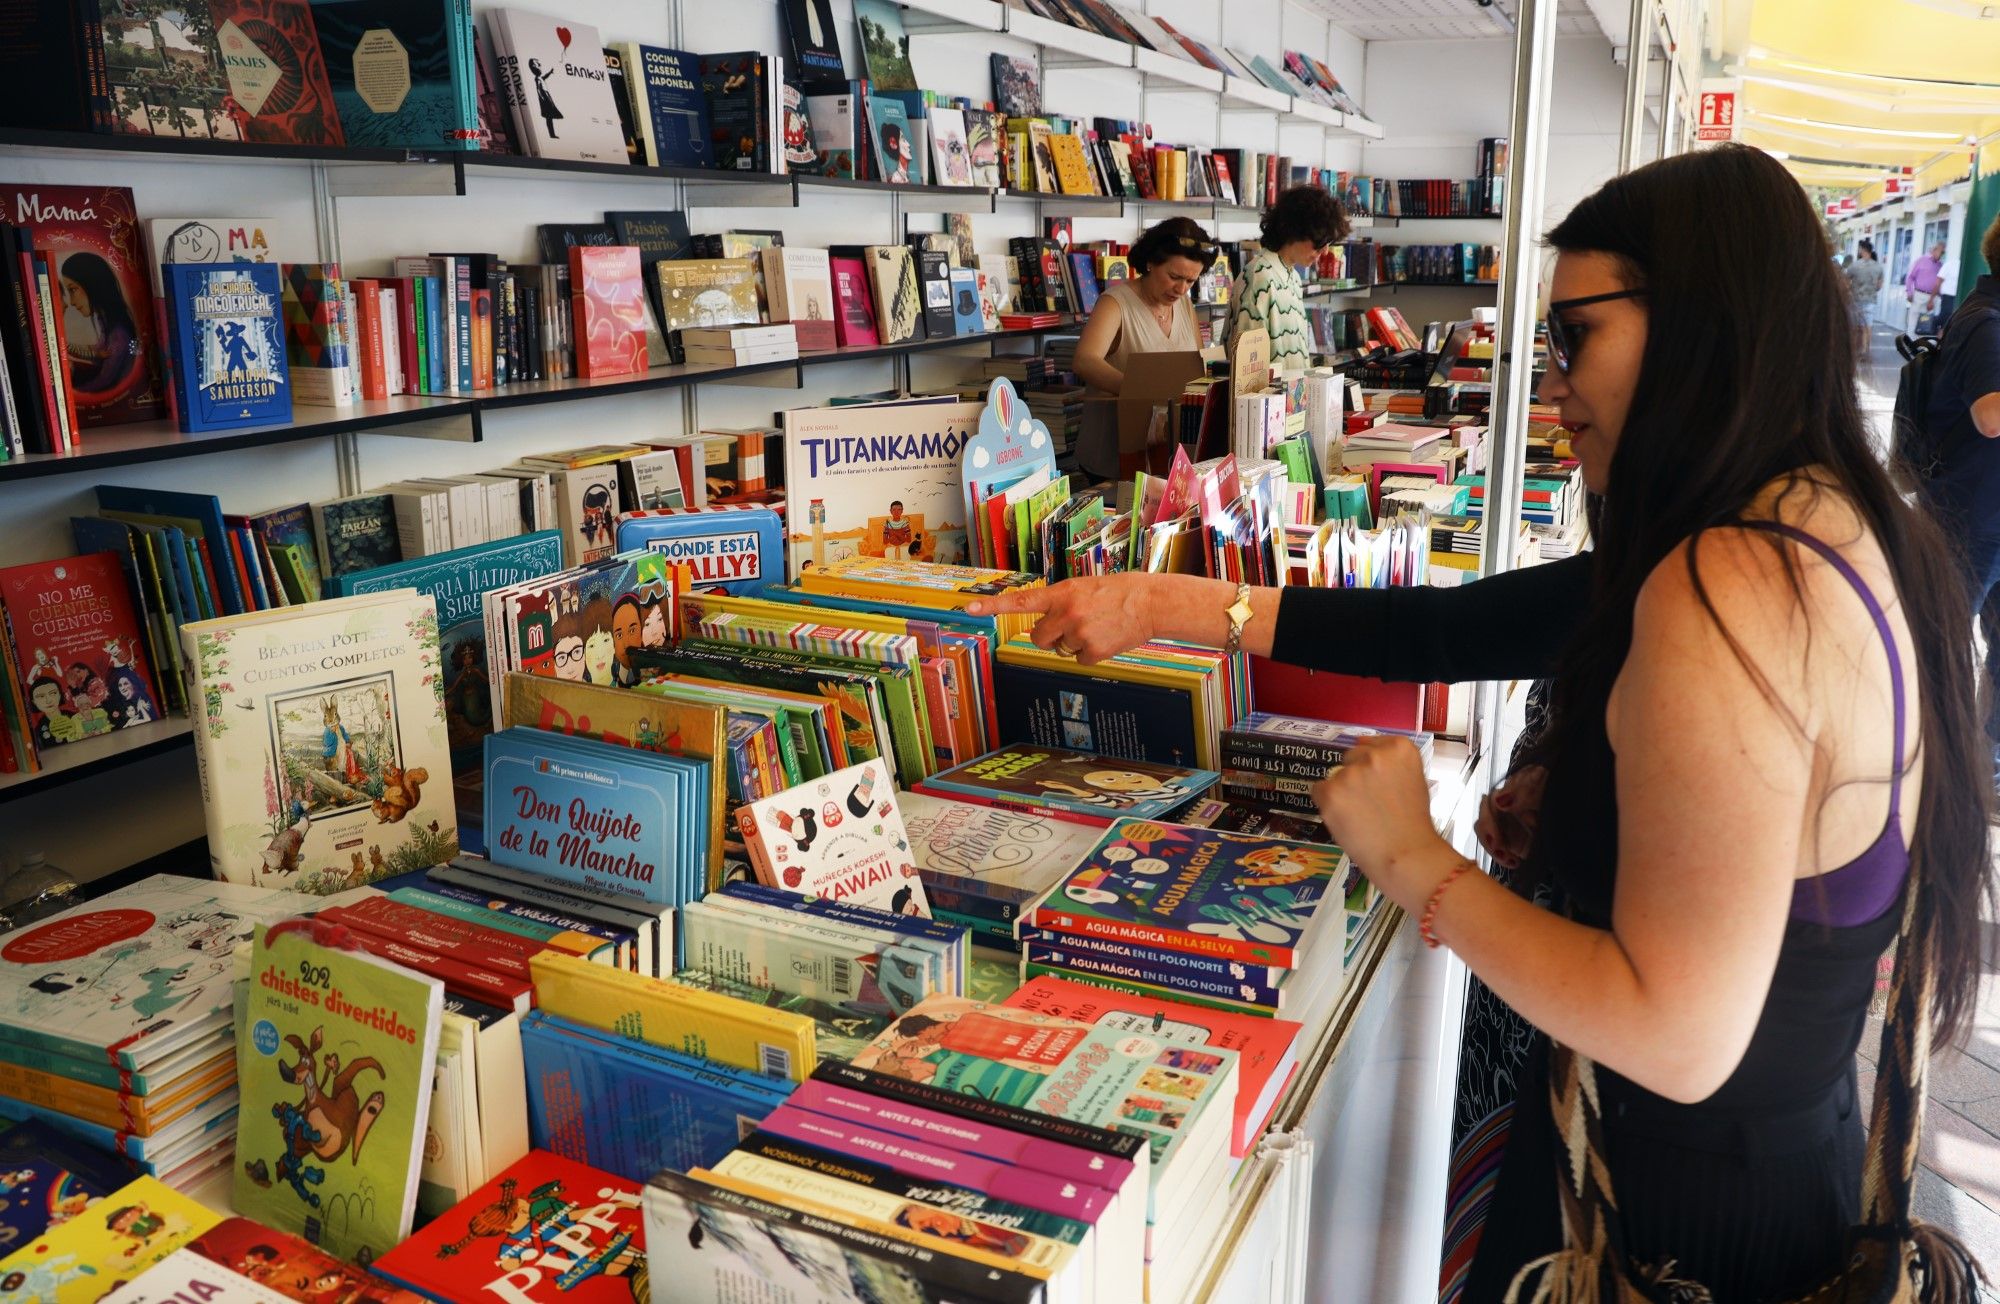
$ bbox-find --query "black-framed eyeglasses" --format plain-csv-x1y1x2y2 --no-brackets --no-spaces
1545,288,1647,374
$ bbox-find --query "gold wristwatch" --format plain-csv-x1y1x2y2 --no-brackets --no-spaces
1223,584,1254,654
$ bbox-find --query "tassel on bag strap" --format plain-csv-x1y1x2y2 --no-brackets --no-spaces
1508,874,1985,1304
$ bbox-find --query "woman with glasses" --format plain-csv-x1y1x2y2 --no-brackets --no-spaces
971,145,1991,1300
1228,186,1350,373
1072,217,1217,478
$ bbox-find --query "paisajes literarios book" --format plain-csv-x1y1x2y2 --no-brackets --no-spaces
181,590,459,894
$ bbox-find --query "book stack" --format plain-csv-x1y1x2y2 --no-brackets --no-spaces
900,788,1105,947
993,636,1244,771
0,877,318,1190
681,323,800,369
915,742,1219,827
1219,713,1435,814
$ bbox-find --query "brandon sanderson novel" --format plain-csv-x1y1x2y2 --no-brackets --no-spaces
163,260,292,433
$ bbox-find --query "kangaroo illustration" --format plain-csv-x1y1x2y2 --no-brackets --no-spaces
278,1027,386,1168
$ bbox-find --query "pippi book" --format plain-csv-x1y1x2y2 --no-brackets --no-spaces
0,552,159,753
180,590,459,895
0,183,164,427
915,744,1218,825
179,1216,428,1302
234,920,443,1264
1030,819,1345,969
0,1174,219,1302
735,758,931,917
372,1149,650,1303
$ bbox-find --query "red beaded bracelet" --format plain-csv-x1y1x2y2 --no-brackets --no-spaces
1420,861,1476,949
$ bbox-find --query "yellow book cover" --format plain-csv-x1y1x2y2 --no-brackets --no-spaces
0,1045,235,1136
528,951,816,1083
500,672,728,886
0,1175,219,1300
1047,133,1096,197
517,444,647,469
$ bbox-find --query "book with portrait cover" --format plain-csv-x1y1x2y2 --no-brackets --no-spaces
163,261,292,433
180,590,459,894
0,183,164,426
0,551,160,752
233,919,444,1262
311,0,476,151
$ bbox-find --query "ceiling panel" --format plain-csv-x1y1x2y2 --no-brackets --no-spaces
1290,0,1600,41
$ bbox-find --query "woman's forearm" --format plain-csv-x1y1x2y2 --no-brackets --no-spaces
1075,355,1122,394
1137,573,1281,656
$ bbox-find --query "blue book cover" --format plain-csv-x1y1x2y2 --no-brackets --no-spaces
484,726,705,906
94,484,247,617
992,660,1203,769
720,879,965,951
162,262,291,437
635,45,713,168
949,268,983,334
311,0,476,151
0,1120,134,1246
332,529,565,783
521,1010,788,1182
613,507,784,594
1024,940,1285,1007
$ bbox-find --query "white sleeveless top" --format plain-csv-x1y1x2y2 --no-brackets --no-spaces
1101,280,1200,381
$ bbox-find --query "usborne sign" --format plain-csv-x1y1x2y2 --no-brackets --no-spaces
1696,79,1741,144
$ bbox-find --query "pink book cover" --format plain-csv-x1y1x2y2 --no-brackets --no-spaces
567,244,648,377
830,255,880,347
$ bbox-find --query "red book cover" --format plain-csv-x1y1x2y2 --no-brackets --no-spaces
0,184,164,427
14,247,63,452
316,906,534,1011
567,245,647,378
207,0,347,147
0,552,160,750
391,274,421,395
830,255,879,347
327,896,537,979
373,1151,648,1302
1004,974,1304,1157
185,1217,428,1302
354,278,388,400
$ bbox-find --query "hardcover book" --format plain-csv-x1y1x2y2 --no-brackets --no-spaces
0,182,164,426
0,875,315,1071
928,107,974,186
828,255,878,347
164,261,292,433
373,1150,649,1302
899,789,1102,908
990,55,1041,117
279,261,354,407
853,0,917,91
568,246,648,377
0,1122,131,1246
865,244,921,343
864,95,914,185
182,1216,428,1301
735,757,929,915
698,51,773,172
311,0,475,151
0,552,161,748
488,9,628,164
782,0,844,85
209,0,347,146
919,744,1219,824
805,88,859,179
181,589,459,893
1032,819,1344,968
629,47,712,168
655,258,761,362
234,920,444,1262
311,492,403,582
613,506,784,593
759,246,835,339
0,1175,219,1301
964,108,1003,188
600,45,643,166
781,397,981,573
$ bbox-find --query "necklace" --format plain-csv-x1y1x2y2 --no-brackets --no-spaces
1146,296,1175,330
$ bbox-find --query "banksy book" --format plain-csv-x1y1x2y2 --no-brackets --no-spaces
180,590,460,895
233,919,443,1264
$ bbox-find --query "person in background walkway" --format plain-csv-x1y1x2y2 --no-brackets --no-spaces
969,144,1993,1301
1227,185,1350,373
1843,238,1884,354
1906,238,1947,333
1917,214,2000,765
1071,217,1216,479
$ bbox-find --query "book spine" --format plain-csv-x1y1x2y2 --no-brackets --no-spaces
1218,753,1333,786
800,1066,1146,1171
907,782,1114,829
34,255,77,449
389,886,608,961
1023,940,1284,1007
410,879,633,954
355,280,388,401
318,907,534,1009
1217,781,1321,813
1019,960,1278,1018
334,894,538,975
16,249,63,451
719,880,964,947
914,874,1025,920
454,259,473,391
1029,903,1301,968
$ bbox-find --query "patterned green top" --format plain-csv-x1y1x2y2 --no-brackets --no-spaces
1228,247,1313,373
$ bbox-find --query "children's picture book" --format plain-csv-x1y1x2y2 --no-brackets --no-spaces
0,1121,140,1247
0,182,164,426
163,261,292,433
311,492,402,583
0,874,314,1070
145,216,284,296
313,0,474,150
899,789,1102,909
373,1150,649,1302
181,1216,429,1302
234,920,444,1263
1033,818,1344,968
0,552,160,749
567,245,648,377
781,397,983,574
736,758,929,915
918,744,1219,824
181,591,459,894
0,1174,219,1301
853,0,917,90
614,507,783,593
331,531,566,812
488,9,629,164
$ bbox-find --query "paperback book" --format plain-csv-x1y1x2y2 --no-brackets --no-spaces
917,744,1219,824
735,758,930,916
0,551,161,748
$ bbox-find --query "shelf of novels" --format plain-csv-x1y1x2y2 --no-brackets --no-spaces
0,716,194,804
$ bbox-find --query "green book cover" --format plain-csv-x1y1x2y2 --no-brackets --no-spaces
234,922,444,1263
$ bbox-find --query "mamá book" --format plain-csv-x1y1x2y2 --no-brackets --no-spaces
0,551,160,751
735,758,930,916
373,1150,649,1302
180,590,459,895
233,920,444,1263
0,1175,219,1302
781,398,982,574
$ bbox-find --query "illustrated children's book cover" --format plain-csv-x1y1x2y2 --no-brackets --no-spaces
501,552,673,693
0,1122,135,1249
918,744,1219,824
0,552,160,751
0,182,164,426
373,1149,649,1303
1032,819,1345,968
735,758,930,917
0,874,315,1070
181,590,459,895
234,920,443,1264
0,1174,220,1302
164,261,293,433
781,398,983,575
180,1215,429,1301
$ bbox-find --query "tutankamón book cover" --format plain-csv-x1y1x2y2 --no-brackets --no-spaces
781,397,982,574
233,920,443,1263
181,590,459,895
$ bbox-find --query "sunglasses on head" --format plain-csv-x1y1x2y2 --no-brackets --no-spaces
1173,235,1218,254
1545,287,1646,374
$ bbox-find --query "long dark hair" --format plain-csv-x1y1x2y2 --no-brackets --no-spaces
1534,144,1992,1044
60,252,134,336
